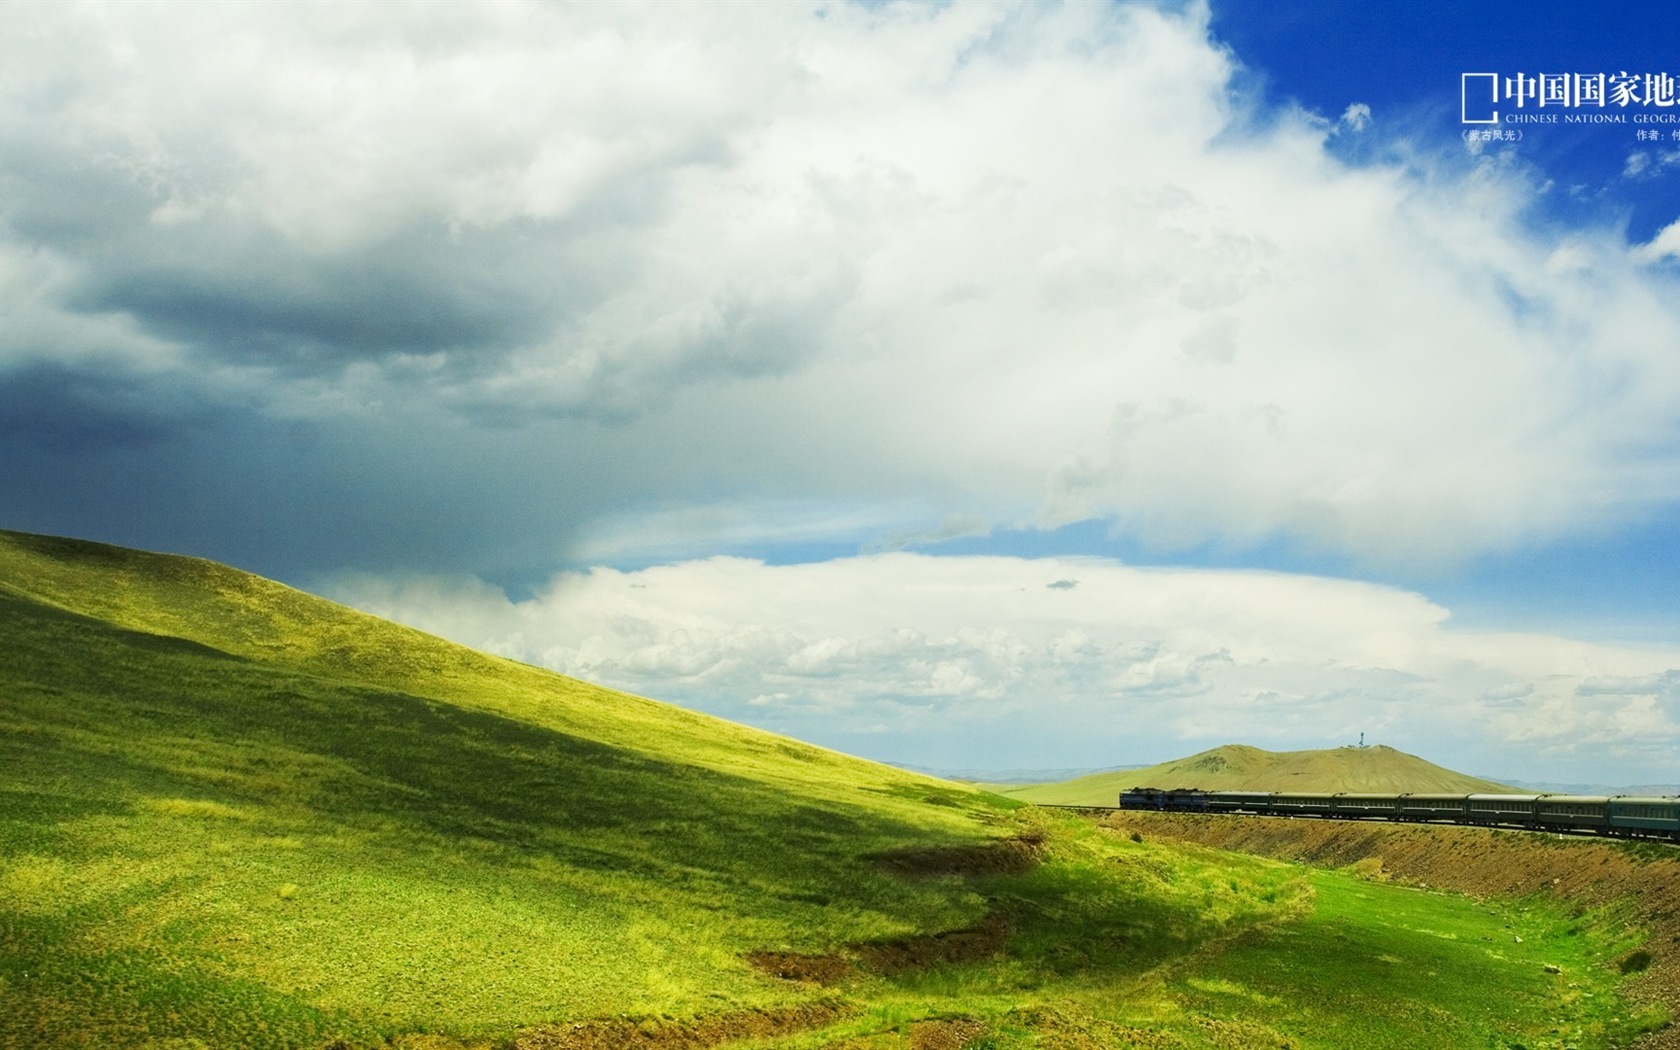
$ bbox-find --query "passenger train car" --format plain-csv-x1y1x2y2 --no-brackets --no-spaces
1117,788,1680,841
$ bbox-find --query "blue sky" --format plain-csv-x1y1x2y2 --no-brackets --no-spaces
5,1,1680,782
1216,0,1680,239
1228,0,1680,640
1219,0,1680,645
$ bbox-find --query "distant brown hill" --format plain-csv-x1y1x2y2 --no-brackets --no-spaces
996,744,1512,806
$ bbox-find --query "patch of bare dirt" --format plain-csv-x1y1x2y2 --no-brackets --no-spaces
1101,811,1680,1047
852,910,1013,975
908,1017,988,1050
332,1035,503,1050
744,950,855,986
513,1001,846,1050
868,833,1046,878
981,1006,1197,1050
812,1008,1193,1049
749,910,1012,990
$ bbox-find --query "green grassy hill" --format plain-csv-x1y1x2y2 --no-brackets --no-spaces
0,530,1007,1045
995,744,1513,806
0,531,1658,1049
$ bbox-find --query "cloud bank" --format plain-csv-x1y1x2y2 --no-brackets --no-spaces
4,1,1680,579
327,554,1680,783
8,2,1680,781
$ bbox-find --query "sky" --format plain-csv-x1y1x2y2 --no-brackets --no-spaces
5,0,1680,785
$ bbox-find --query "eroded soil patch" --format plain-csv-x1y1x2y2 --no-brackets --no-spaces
745,950,855,986
868,833,1046,878
745,835,1035,999
748,910,1013,988
907,1017,989,1050
514,1001,846,1050
853,911,1013,975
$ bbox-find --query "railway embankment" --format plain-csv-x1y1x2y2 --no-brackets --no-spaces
1100,810,1680,1046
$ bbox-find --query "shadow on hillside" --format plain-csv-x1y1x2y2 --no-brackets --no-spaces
1,591,998,914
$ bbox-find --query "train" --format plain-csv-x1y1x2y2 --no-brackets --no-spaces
1117,787,1680,841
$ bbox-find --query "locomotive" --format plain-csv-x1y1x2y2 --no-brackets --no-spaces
1117,787,1680,841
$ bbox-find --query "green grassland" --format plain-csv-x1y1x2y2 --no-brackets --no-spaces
997,743,1513,806
0,530,1664,1048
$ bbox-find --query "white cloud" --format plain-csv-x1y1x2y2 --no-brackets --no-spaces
4,2,1680,573
1624,147,1680,181
326,554,1680,783
1638,217,1680,263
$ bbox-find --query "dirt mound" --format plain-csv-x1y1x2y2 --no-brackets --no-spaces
1102,811,1680,1048
514,1002,846,1050
868,834,1045,878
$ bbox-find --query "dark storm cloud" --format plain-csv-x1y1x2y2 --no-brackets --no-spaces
0,361,217,452
0,136,159,249
0,137,586,377
69,222,566,371
0,39,724,393
0,120,812,424
0,398,620,587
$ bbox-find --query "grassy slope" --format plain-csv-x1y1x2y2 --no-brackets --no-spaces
0,531,1658,1049
0,531,1006,1042
1001,743,1513,806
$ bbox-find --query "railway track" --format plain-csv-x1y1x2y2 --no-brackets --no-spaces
1026,789,1680,845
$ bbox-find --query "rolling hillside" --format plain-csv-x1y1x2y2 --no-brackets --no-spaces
1000,743,1513,806
0,530,1653,1049
0,529,1009,1045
